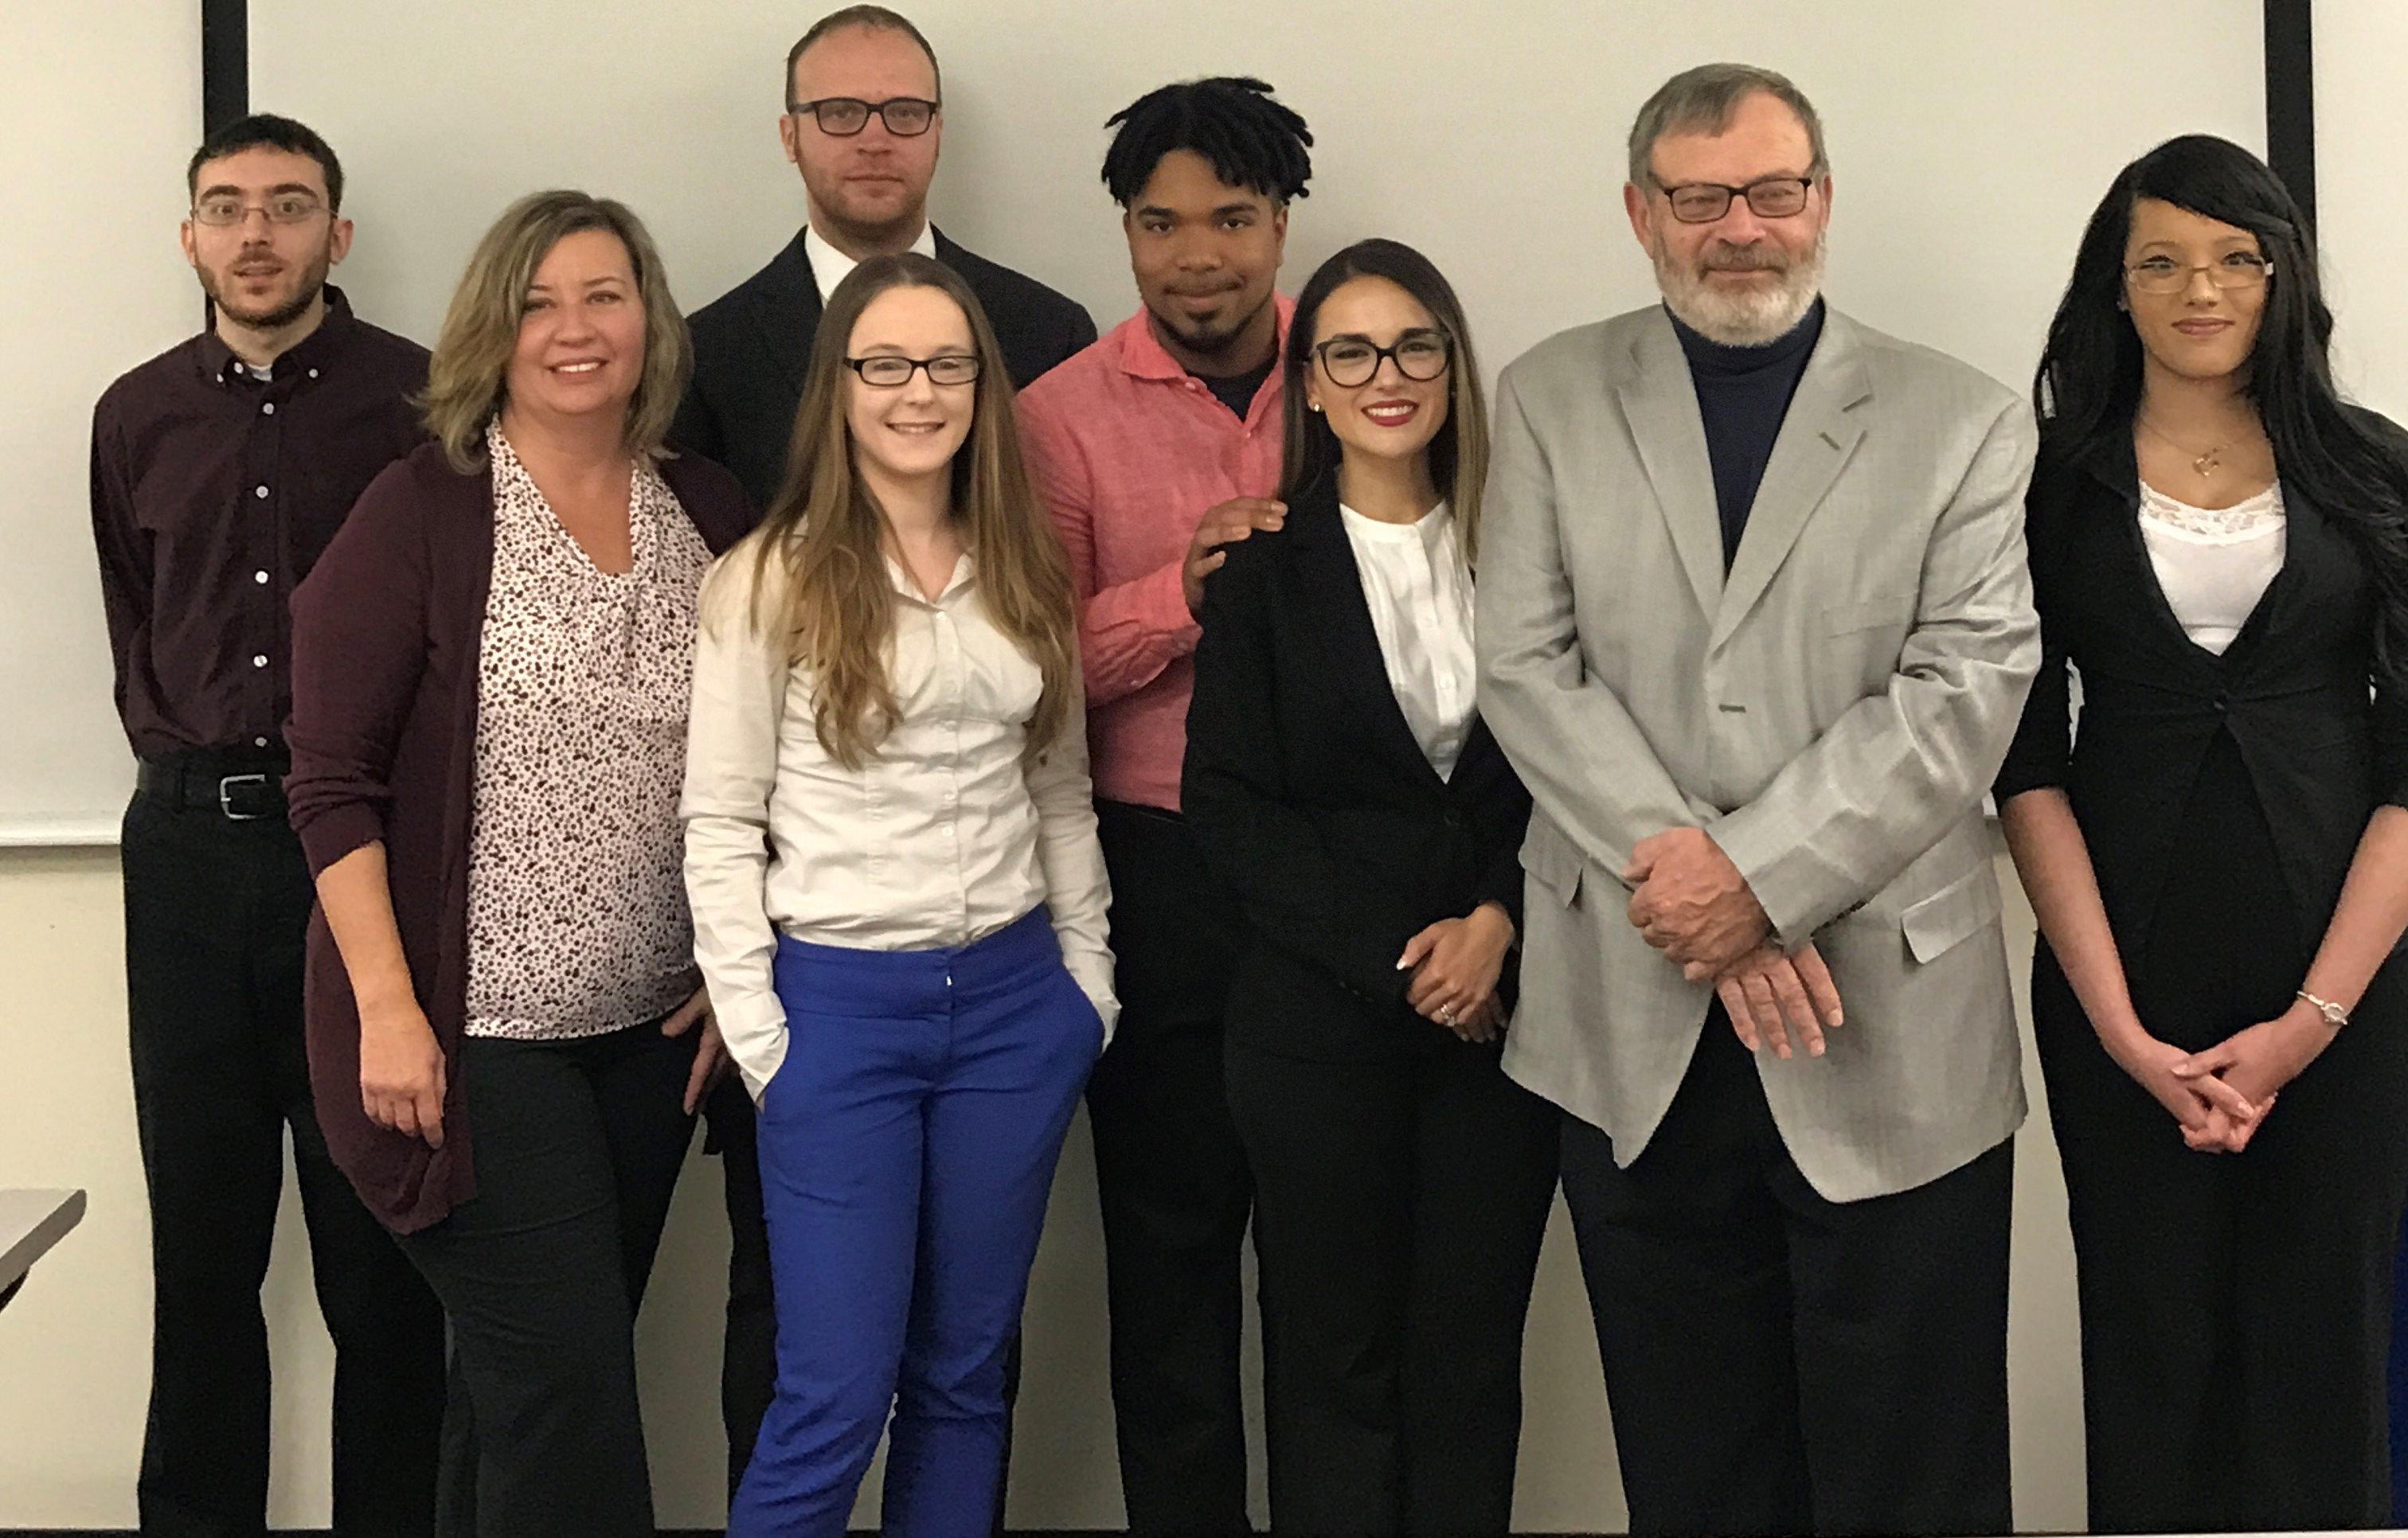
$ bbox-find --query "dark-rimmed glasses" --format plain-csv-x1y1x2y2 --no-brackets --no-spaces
192,193,326,227
844,353,981,388
788,96,938,137
1650,175,1814,224
1312,330,1452,388
2125,252,2274,295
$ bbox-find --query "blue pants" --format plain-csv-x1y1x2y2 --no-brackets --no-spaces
727,907,1103,1537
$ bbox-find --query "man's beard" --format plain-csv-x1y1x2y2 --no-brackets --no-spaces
197,244,333,332
1653,228,1825,346
1151,288,1272,364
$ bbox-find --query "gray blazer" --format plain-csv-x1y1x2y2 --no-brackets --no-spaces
1475,303,2040,1202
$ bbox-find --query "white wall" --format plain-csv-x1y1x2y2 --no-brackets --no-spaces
2315,0,2408,424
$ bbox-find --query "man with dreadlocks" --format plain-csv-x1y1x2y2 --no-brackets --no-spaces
1016,76,1311,1534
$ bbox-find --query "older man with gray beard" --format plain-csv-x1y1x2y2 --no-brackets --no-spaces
1475,63,2039,1536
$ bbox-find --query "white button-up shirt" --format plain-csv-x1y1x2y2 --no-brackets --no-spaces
682,539,1117,1097
1339,499,1477,780
803,221,938,306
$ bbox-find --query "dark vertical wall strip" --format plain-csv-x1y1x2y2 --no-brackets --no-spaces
201,0,248,133
2264,0,2316,231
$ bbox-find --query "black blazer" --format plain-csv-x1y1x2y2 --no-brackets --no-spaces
670,227,1097,509
1183,475,1533,1062
1994,426,2408,952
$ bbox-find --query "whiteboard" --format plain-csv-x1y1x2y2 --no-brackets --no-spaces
2316,0,2408,423
1,0,201,844
8,0,2265,845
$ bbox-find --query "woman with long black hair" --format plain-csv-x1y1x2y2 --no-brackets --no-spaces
1997,134,2408,1529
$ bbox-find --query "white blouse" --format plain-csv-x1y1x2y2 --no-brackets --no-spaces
2139,480,2286,656
466,428,713,1040
1339,500,1478,779
681,540,1118,1098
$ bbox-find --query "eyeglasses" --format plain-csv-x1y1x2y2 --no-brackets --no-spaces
1650,175,1815,224
192,193,326,227
2125,252,2274,295
1312,330,1452,388
788,96,939,137
844,353,981,388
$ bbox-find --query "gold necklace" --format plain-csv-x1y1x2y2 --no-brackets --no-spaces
2136,414,2230,479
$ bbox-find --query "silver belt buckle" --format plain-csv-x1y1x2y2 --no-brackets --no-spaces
217,772,272,821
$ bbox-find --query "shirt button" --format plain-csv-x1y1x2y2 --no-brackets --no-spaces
307,368,320,379
261,402,276,416
253,736,269,748
254,484,269,498
252,654,268,669
253,569,270,584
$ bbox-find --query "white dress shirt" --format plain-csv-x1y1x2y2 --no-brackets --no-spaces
2139,479,2286,656
682,540,1117,1097
1339,499,1478,779
803,221,940,306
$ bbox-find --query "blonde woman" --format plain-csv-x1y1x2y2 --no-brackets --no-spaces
682,251,1112,1536
284,190,749,1537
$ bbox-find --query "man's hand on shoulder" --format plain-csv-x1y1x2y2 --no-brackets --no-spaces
1624,826,1769,975
1182,496,1286,615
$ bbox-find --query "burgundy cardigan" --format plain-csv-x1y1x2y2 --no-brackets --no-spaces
285,439,752,1233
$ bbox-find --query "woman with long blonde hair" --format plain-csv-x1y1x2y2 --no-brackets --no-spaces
682,251,1113,1536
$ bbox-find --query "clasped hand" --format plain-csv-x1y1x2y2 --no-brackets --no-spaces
1624,827,1843,1058
2119,1001,2331,1153
1398,902,1515,1044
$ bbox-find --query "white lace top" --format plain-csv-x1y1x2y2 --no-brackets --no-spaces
464,427,714,1040
2138,480,2286,656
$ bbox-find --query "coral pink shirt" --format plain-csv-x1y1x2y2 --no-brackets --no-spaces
1016,299,1292,811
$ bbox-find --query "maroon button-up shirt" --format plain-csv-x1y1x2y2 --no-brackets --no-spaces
88,286,430,759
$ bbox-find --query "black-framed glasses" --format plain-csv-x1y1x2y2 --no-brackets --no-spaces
192,193,326,227
844,353,981,388
788,96,939,137
1651,175,1815,224
1312,330,1452,388
2125,252,2275,295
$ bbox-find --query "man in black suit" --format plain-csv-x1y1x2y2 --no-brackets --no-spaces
666,3,1095,1501
673,3,1096,509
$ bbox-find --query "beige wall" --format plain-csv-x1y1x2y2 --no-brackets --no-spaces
0,841,2086,1531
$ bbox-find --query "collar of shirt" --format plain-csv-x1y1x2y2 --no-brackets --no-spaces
803,222,939,306
195,283,362,388
882,547,975,607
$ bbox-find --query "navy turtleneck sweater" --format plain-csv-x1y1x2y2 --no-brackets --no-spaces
1670,298,1825,569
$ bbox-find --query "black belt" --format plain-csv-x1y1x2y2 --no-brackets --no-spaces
136,754,290,821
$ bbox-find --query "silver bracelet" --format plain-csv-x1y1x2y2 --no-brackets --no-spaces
2297,989,2351,1029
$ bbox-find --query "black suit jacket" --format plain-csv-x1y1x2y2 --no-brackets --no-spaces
670,226,1097,509
1183,475,1534,1062
1995,425,2408,951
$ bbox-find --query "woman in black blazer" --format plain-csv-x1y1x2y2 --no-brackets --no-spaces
1996,135,2408,1531
1184,239,1558,1535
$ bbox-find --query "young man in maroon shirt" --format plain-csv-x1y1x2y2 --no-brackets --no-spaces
88,113,443,1537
